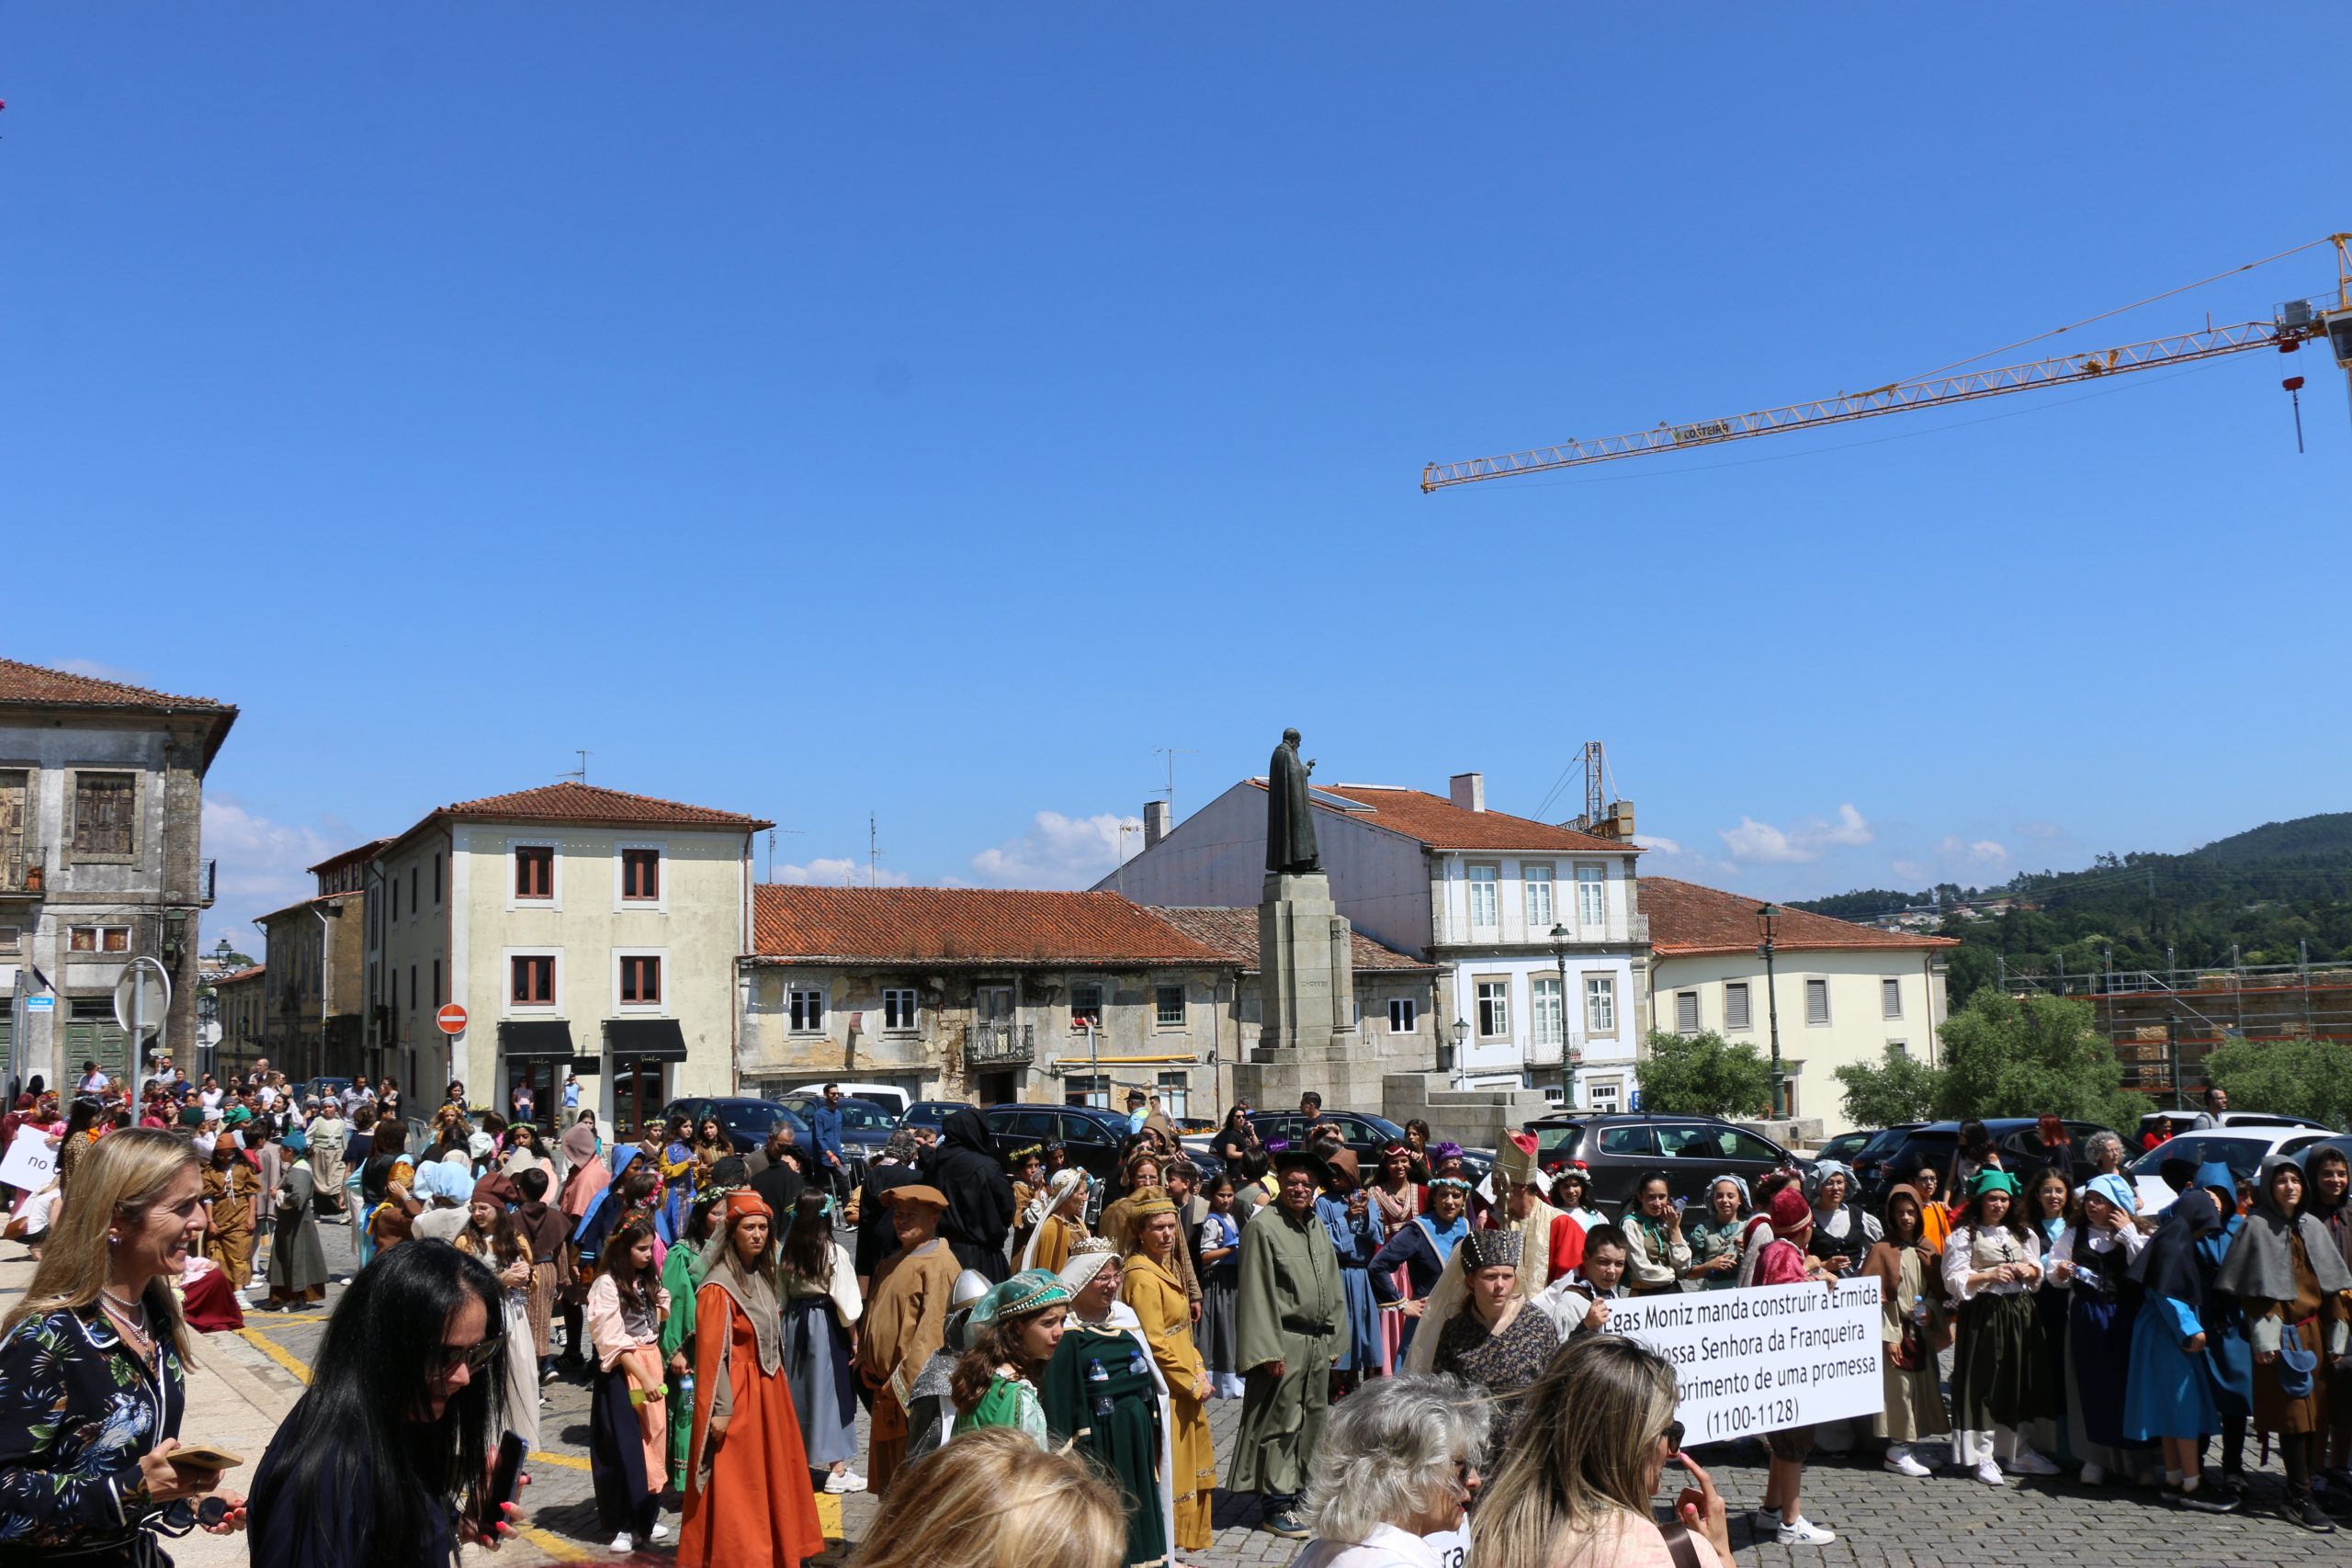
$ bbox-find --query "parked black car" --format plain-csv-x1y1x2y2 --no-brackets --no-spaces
660,1096,811,1156
981,1102,1226,1186
899,1100,971,1140
1519,1113,1795,1219
1812,1129,1877,1167
1854,1117,2120,1201
1245,1109,1494,1189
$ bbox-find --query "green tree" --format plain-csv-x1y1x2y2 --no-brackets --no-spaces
1932,990,2144,1127
1834,1046,1944,1127
1637,1030,1772,1119
2202,1037,2352,1130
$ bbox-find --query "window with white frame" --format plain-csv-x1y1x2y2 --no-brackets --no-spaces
1675,990,1701,1034
1724,981,1752,1031
1882,977,1903,1020
1532,977,1564,1049
1467,864,1498,931
788,987,826,1032
1155,986,1185,1028
1475,977,1510,1040
1577,863,1606,928
1805,978,1831,1025
882,987,919,1032
1524,863,1555,928
1585,975,1617,1033
1590,1078,1623,1111
1063,1074,1110,1110
1388,998,1418,1034
1155,1071,1190,1119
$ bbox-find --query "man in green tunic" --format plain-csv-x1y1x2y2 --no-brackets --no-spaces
1225,1147,1340,1539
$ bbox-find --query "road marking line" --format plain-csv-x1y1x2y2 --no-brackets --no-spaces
235,1328,313,1384
516,1523,591,1562
528,1450,591,1471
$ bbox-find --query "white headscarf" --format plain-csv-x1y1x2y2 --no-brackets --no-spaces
1018,1169,1089,1270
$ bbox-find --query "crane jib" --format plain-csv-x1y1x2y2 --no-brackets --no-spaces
1422,317,2320,491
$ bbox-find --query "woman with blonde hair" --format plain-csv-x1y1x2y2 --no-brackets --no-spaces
1473,1336,1732,1568
0,1126,247,1557
846,1427,1124,1568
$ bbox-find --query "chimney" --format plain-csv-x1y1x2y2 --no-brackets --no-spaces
1448,773,1486,813
1143,800,1171,849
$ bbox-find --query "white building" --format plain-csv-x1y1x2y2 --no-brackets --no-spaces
1642,876,1956,1136
1098,772,1646,1104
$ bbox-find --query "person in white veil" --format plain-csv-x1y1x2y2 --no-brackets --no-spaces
1019,1168,1090,1273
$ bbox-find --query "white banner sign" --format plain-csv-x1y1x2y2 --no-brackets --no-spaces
0,1126,58,1194
1610,1279,1885,1441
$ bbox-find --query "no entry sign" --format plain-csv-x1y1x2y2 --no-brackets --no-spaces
436,1003,469,1036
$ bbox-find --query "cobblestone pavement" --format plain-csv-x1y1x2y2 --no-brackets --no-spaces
168,1221,2349,1566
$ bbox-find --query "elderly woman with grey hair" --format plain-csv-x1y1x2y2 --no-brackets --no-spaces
1291,1374,1492,1568
2083,1130,2130,1183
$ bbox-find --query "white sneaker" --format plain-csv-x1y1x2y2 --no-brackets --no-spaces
2079,1461,2106,1485
823,1470,868,1495
1973,1460,2007,1486
609,1532,634,1553
649,1523,673,1542
1883,1447,1931,1478
1777,1517,1836,1546
2003,1450,2061,1477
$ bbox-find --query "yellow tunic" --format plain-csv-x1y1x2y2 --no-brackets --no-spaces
856,1238,965,1495
1122,1253,1215,1552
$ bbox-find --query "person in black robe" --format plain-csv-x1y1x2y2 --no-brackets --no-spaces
922,1109,1013,1282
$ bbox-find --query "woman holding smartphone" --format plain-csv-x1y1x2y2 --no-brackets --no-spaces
0,1128,246,1562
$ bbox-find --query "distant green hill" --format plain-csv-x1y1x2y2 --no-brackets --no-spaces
1791,811,2352,1006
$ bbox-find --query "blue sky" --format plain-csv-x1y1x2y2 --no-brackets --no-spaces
6,7,2346,955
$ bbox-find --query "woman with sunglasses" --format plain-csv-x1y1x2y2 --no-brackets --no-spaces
1474,1335,1733,1568
0,1128,246,1562
250,1240,521,1567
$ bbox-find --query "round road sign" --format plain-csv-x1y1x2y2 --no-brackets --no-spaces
436,1003,469,1036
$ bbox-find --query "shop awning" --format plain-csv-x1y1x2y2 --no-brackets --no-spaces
498,1021,575,1058
604,1019,688,1063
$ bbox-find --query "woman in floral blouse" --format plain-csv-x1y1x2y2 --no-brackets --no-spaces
0,1127,245,1561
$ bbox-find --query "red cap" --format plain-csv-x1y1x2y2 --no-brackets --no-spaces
1769,1185,1813,1236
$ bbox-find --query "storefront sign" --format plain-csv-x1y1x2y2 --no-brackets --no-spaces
1611,1278,1884,1440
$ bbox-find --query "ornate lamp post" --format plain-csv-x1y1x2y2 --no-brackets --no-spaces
1548,922,1575,1100
1757,904,1785,1120
1449,1016,1469,1084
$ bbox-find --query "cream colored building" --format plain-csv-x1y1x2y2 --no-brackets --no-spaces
365,783,769,1128
1641,877,1954,1137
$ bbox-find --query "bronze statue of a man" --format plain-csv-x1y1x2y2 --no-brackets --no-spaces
1266,728,1320,874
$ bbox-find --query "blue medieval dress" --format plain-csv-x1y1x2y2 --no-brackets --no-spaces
1317,1193,1382,1375
2124,1189,2223,1440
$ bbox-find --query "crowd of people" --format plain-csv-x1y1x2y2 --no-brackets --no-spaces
10,1066,2352,1567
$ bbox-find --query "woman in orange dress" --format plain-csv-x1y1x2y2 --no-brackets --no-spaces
681,1191,826,1568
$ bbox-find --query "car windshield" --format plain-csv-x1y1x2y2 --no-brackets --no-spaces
836,1100,896,1132
2129,1134,2272,1179
1532,1123,1583,1156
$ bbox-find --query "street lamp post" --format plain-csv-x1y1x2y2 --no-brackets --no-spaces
1548,922,1572,1102
1448,1017,1468,1085
1757,904,1786,1121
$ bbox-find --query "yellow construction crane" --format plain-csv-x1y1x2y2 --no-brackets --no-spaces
1422,233,2352,492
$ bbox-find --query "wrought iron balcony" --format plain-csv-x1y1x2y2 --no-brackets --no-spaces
967,1021,1035,1066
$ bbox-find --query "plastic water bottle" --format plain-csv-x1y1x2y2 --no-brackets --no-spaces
679,1371,695,1404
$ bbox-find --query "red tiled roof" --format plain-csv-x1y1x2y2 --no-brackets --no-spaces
307,838,392,876
752,886,1226,966
253,890,358,927
1145,906,1434,973
1644,877,1960,957
435,783,774,832
1290,783,1641,855
0,660,237,765
213,964,266,985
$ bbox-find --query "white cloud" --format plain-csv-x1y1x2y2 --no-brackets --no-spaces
971,810,1142,889
1718,804,1874,865
201,797,340,957
1631,834,1682,854
1892,860,1928,881
1932,835,2009,868
773,857,911,888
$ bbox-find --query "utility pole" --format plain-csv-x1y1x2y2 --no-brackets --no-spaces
1758,905,1785,1121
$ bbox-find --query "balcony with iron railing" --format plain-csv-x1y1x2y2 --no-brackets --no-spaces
967,1021,1035,1066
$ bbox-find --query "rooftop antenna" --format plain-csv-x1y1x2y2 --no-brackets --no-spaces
869,813,884,888
765,826,805,884
1153,746,1197,817
561,750,591,784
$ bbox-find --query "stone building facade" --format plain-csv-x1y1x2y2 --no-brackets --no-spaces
0,660,235,1092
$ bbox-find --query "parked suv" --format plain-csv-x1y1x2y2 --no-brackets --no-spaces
1245,1110,1494,1189
980,1103,1227,1187
660,1096,811,1156
1519,1114,1795,1219
1855,1118,2120,1201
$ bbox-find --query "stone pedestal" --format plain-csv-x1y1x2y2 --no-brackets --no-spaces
1255,872,1355,1053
